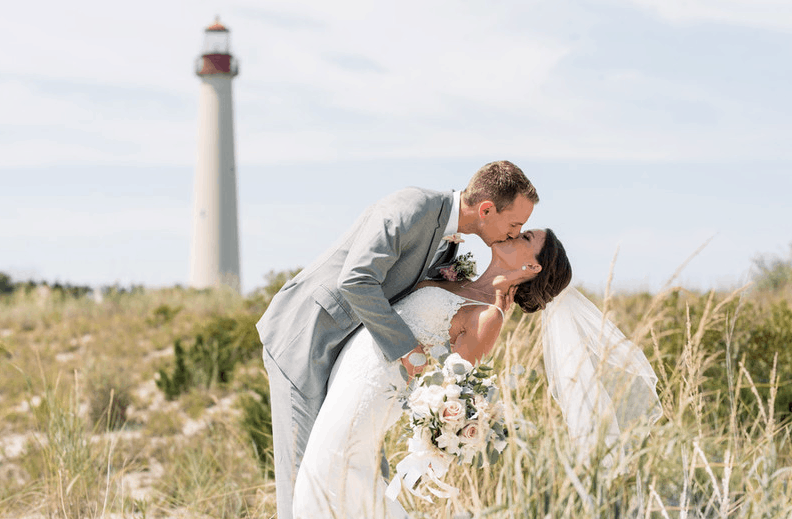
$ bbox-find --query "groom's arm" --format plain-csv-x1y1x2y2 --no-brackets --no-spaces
337,194,437,363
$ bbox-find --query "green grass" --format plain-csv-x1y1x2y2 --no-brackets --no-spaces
1,277,791,518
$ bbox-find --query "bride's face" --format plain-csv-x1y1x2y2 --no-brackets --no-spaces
492,229,546,274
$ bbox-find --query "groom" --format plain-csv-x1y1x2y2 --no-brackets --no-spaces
257,160,538,519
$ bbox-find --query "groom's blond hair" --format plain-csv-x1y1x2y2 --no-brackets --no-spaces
462,160,539,212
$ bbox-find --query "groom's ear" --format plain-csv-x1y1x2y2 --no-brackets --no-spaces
478,201,495,218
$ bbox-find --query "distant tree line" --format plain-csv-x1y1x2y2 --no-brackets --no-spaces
752,243,792,293
0,272,144,300
1,240,788,302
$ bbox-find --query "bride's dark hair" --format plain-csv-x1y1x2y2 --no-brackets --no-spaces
514,229,572,313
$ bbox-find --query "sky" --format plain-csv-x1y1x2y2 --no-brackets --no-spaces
1,0,791,295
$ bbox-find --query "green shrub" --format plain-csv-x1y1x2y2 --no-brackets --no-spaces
742,300,792,419
0,272,13,295
156,339,192,400
146,303,183,327
155,313,261,399
753,244,792,293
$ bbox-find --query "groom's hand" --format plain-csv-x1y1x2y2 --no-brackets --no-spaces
400,344,427,379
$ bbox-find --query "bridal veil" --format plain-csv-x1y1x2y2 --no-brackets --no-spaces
541,287,663,463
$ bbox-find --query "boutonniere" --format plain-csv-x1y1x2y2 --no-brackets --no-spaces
442,233,464,244
439,252,477,282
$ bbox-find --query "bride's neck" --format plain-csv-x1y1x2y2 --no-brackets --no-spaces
464,263,515,293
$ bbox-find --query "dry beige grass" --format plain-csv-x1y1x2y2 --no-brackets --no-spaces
1,282,791,518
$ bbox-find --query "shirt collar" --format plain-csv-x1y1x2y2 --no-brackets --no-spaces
443,190,460,237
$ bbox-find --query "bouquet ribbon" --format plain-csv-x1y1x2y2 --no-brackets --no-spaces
385,450,458,502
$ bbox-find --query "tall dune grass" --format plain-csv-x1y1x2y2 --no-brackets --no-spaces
390,284,792,518
1,279,790,518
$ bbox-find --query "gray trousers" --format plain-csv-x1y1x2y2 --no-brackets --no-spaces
263,349,324,519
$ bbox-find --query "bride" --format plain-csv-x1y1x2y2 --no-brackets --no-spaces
293,228,571,518
293,229,661,518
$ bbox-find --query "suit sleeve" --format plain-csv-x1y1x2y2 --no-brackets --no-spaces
336,197,434,363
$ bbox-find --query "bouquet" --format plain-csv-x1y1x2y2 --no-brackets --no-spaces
439,252,477,282
386,348,508,502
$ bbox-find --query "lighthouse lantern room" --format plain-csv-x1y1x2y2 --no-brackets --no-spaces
195,18,239,76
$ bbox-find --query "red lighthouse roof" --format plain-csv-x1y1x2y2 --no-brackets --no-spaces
206,17,228,32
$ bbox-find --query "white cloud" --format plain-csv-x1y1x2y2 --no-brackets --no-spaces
0,196,188,239
623,0,792,30
4,0,792,169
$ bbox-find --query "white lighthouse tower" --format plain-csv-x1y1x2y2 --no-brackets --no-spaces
189,17,241,292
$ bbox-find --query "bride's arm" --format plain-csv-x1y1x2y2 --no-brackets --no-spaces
451,307,503,364
451,284,515,363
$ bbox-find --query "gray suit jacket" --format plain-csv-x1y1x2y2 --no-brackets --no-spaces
257,187,458,397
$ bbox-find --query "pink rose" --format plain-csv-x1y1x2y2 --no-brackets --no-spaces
440,400,465,429
459,423,480,444
439,266,458,282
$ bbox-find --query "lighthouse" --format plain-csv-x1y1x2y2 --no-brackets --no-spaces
189,17,241,292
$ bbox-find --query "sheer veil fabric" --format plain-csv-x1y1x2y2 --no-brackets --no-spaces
542,287,663,464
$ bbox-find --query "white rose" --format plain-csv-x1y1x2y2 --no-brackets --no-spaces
444,384,463,400
408,385,446,417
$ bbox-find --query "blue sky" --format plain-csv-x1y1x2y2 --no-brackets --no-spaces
2,0,791,294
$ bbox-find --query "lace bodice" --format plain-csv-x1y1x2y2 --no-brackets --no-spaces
394,286,494,348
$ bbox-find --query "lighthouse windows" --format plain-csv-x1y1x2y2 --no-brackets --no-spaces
202,31,230,56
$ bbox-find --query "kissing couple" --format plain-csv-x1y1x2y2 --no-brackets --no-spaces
256,160,661,518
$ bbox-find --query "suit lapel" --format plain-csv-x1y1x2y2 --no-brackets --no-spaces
441,241,459,264
390,191,454,304
419,192,454,278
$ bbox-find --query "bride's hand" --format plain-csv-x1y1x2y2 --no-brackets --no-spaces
494,284,517,314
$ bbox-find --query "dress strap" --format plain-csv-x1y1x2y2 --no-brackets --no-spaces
458,298,505,321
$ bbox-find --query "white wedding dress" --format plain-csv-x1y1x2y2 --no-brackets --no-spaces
293,286,490,519
292,285,662,518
